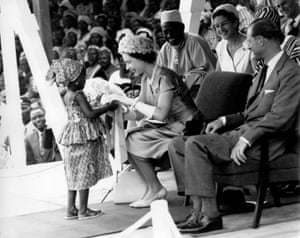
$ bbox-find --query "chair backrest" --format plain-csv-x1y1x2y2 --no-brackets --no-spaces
194,71,253,122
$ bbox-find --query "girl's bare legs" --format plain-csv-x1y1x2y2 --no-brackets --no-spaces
79,189,89,214
66,190,77,218
78,189,102,219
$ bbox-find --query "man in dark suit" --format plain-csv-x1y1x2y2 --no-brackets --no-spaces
25,106,62,165
168,18,300,234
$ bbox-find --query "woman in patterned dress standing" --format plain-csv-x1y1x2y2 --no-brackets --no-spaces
46,58,118,220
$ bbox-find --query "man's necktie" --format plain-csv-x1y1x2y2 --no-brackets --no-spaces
246,64,268,108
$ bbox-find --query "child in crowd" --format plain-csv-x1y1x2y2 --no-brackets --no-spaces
46,58,118,220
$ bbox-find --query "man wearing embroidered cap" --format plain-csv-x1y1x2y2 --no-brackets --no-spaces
157,9,217,98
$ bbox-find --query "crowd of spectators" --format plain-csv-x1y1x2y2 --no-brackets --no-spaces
0,0,299,175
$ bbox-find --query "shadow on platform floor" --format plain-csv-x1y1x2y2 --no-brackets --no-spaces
1,190,300,238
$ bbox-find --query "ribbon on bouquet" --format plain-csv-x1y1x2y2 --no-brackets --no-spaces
112,106,128,172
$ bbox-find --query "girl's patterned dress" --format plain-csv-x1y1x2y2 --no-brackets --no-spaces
58,91,112,190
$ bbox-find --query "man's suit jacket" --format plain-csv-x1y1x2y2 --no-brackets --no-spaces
25,123,62,165
224,53,300,160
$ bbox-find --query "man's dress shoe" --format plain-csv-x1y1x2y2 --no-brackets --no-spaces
179,215,223,234
175,210,202,228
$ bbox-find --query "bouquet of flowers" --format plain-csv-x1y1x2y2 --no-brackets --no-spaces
83,77,126,109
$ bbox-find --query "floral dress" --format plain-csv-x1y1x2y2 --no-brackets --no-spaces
58,91,112,190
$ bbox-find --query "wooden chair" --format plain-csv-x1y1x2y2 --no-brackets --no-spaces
214,109,300,228
194,71,252,123
183,71,252,205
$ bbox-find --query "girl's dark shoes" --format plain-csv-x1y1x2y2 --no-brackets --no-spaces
78,208,103,220
64,207,78,220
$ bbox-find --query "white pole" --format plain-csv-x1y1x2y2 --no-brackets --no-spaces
0,0,26,168
11,0,68,146
151,200,177,238
179,0,205,34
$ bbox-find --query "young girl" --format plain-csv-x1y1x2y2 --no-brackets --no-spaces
46,58,118,220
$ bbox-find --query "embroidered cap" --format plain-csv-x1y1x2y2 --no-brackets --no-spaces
160,10,183,25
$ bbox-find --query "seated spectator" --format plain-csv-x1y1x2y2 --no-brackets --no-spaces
25,105,62,165
87,26,106,47
153,28,166,49
212,3,254,74
58,0,76,14
20,96,31,125
104,38,119,65
94,13,108,29
255,6,300,66
85,45,107,80
61,9,78,34
52,27,65,58
274,0,300,37
168,19,300,234
232,0,255,34
157,10,217,98
75,0,95,17
98,46,118,80
106,15,122,40
18,52,31,78
63,29,78,48
77,15,92,48
122,12,140,30
198,9,220,52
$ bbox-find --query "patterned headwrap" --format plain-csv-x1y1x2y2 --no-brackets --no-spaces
255,6,281,28
282,35,300,64
118,35,154,55
46,58,84,86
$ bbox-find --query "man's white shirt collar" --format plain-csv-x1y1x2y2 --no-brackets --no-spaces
265,51,284,83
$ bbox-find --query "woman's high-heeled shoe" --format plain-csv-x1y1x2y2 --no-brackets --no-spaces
129,188,168,208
